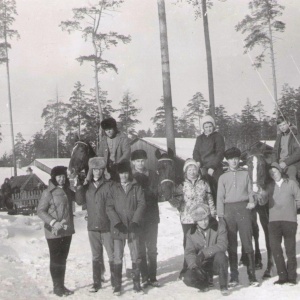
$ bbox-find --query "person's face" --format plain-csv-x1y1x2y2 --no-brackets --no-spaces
203,122,214,135
227,157,240,170
269,168,282,182
197,216,210,230
132,159,146,172
93,168,103,179
119,172,129,184
105,128,116,139
55,174,66,186
186,165,198,180
278,121,289,133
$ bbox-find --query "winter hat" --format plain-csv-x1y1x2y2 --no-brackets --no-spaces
101,117,117,130
201,115,215,129
224,147,241,160
192,204,211,222
268,162,282,173
116,159,132,174
131,150,147,161
87,157,106,179
183,158,200,173
51,166,67,179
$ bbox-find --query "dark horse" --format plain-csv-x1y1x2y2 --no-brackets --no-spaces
242,148,273,279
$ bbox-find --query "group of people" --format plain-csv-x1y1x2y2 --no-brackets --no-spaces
37,114,300,297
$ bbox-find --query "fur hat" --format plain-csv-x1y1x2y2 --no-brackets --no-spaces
183,158,200,173
131,150,147,161
101,117,117,130
224,147,241,160
269,162,282,173
116,159,132,174
192,204,211,222
201,115,215,129
51,166,67,178
86,157,106,180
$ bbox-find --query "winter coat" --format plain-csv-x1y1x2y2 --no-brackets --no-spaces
37,180,79,239
75,178,113,232
169,177,216,224
193,131,225,180
132,169,160,225
271,127,300,170
185,217,228,269
98,131,131,165
106,180,146,240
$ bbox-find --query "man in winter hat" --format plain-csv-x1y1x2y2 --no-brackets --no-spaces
98,117,131,181
76,157,114,292
131,149,160,287
182,204,229,296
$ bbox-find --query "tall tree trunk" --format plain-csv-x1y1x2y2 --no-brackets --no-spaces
157,0,176,155
94,57,103,143
201,0,215,118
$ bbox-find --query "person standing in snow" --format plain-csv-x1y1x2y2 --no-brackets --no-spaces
131,149,160,288
37,166,81,297
183,204,229,296
168,158,216,279
75,157,114,292
257,162,300,285
193,115,225,204
106,159,146,295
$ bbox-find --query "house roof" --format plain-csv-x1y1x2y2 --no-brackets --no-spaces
10,174,46,191
32,158,70,175
20,166,50,185
0,168,27,186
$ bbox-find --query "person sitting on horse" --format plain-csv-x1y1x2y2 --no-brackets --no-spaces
217,147,259,287
75,157,114,292
168,158,216,280
98,117,131,181
106,159,146,295
271,115,300,183
183,204,229,296
193,115,225,204
257,162,300,286
131,149,160,288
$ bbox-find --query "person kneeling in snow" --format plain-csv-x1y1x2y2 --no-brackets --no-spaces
183,204,229,296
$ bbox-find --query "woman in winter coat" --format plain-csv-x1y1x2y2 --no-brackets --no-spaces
169,158,216,279
193,115,225,203
106,159,146,295
37,166,81,297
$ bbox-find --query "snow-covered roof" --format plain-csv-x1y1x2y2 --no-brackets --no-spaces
142,138,196,160
0,168,27,186
20,166,50,185
34,158,70,169
260,140,275,148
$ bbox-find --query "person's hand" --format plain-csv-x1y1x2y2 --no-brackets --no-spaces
52,221,63,231
246,202,256,210
129,222,139,233
279,161,287,169
196,252,205,266
115,222,128,234
207,168,214,176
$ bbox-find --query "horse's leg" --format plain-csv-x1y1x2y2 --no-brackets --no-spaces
257,205,273,278
251,209,263,269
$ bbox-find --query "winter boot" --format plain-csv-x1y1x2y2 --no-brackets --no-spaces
113,263,123,296
53,278,64,297
132,263,143,293
60,264,74,296
228,252,239,287
89,261,102,292
148,255,160,287
109,261,115,288
247,253,260,287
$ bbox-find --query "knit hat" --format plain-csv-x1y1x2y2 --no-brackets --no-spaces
192,204,211,222
116,159,132,174
101,117,117,130
268,162,282,173
131,149,147,161
201,115,215,129
224,147,241,160
183,158,200,173
86,157,106,179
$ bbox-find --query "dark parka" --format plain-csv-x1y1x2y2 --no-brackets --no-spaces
38,180,80,239
185,218,228,269
106,180,146,240
272,127,300,170
75,178,113,232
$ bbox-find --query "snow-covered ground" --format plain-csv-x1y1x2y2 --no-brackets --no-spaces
0,203,299,300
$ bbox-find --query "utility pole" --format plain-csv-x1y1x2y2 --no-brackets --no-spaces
157,0,176,155
56,87,59,158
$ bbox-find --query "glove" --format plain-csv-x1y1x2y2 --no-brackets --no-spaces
194,267,208,282
115,222,128,234
129,222,139,233
196,252,205,266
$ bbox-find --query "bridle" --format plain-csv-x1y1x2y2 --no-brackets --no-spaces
158,157,175,186
71,141,89,157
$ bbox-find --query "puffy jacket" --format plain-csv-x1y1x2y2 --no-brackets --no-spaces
185,218,228,269
37,180,79,239
76,178,113,232
272,127,300,169
106,180,146,240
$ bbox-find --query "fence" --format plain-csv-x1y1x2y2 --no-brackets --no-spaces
12,190,43,213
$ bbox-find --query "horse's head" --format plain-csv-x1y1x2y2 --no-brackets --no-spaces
246,148,267,192
155,148,175,201
69,141,96,179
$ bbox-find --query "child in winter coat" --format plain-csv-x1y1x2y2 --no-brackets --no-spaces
106,159,146,295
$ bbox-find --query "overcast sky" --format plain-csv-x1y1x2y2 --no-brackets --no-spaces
1,0,300,156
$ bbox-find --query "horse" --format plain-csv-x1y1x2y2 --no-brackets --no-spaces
242,148,273,279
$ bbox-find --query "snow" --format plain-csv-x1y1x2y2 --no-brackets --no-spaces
34,159,70,170
0,203,299,300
